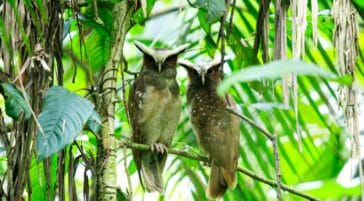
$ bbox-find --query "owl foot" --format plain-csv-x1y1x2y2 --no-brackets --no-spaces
150,143,168,154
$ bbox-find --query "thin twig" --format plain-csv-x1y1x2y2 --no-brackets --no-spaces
272,138,282,200
226,0,236,40
120,142,319,201
92,0,99,21
14,60,45,136
123,146,133,200
225,108,275,140
237,167,318,201
148,6,184,20
74,142,95,173
121,142,209,163
226,107,283,199
219,0,231,77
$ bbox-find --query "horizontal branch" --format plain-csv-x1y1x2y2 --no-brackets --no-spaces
122,142,209,163
120,142,319,201
226,108,276,140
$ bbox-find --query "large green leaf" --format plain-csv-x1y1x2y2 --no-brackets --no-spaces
0,83,31,120
195,0,226,24
217,60,351,95
36,86,95,159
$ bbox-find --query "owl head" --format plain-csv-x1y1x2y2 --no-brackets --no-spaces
179,58,227,86
135,41,189,73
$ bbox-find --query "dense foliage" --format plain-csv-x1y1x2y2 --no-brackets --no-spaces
0,0,364,200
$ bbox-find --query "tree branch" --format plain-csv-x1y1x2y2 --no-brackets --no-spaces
225,108,276,140
225,107,283,199
120,142,319,201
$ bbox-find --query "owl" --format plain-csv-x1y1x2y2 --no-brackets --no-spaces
179,59,240,199
128,41,188,193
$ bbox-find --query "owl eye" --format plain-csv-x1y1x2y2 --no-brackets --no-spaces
189,69,198,77
207,68,215,75
165,56,177,68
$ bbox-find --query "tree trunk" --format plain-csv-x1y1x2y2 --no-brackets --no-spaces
95,1,135,201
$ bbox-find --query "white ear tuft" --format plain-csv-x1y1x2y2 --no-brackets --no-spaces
135,41,155,57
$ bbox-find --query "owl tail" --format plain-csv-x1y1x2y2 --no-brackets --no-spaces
141,153,164,193
206,162,237,199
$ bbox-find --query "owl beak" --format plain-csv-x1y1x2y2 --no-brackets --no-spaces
158,63,162,73
201,74,206,85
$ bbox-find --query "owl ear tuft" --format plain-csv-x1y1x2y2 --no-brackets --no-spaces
166,44,189,59
208,56,230,70
135,41,155,57
178,59,195,70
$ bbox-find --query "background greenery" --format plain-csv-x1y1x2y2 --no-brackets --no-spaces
1,0,364,200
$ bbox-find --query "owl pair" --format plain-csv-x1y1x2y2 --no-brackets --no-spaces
128,42,240,199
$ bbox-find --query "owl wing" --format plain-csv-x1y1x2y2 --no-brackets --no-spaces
210,94,240,172
128,76,147,171
225,94,240,170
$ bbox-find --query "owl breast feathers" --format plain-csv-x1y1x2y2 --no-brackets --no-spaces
180,58,240,199
128,42,188,193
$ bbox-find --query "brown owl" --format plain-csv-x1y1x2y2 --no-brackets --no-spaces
179,59,240,199
128,41,188,193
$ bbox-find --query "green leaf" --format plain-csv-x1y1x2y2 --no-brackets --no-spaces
133,0,157,24
117,188,129,201
204,35,217,57
85,31,111,73
197,10,211,33
29,155,57,201
0,83,31,120
353,0,364,19
85,110,102,133
36,86,95,159
128,160,137,175
195,0,226,24
217,60,344,95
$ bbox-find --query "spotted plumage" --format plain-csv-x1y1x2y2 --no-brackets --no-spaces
180,59,240,199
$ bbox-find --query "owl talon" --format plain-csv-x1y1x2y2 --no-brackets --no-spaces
151,143,168,154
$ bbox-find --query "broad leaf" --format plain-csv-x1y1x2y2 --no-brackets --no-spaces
37,86,94,159
0,83,31,120
217,60,350,95
195,0,226,24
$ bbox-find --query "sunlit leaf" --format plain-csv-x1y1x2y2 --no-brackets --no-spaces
218,60,347,95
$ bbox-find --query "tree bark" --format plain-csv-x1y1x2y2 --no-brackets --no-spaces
333,0,361,199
